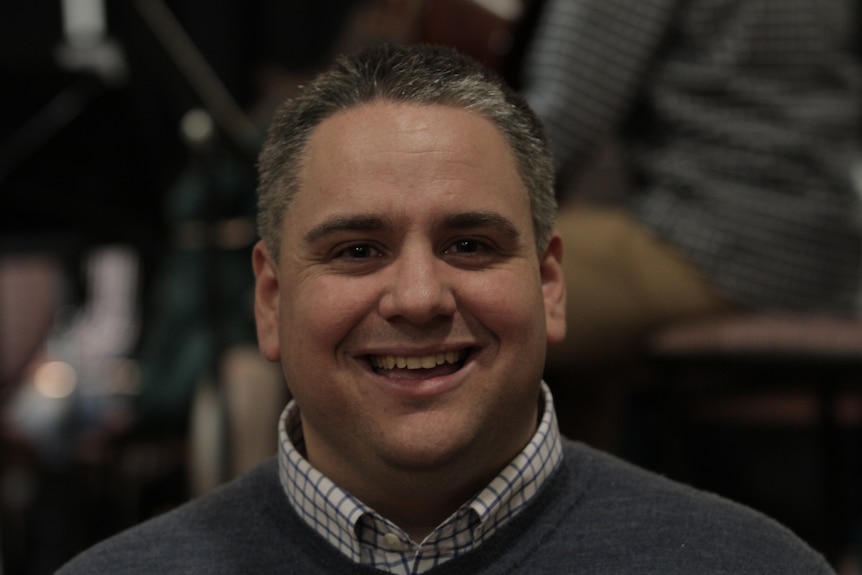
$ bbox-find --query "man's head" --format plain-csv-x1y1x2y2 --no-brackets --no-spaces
257,42,557,259
252,43,565,537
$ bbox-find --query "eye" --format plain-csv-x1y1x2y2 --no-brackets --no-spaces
442,238,503,268
451,239,482,254
445,238,494,255
336,244,383,259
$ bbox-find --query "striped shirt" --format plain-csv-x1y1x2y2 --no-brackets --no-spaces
522,0,862,312
277,382,563,575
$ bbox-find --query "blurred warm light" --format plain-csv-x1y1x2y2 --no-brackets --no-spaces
33,361,78,399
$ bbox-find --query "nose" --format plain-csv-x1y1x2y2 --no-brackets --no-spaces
378,246,456,324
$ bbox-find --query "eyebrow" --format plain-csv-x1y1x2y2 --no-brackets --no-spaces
303,215,393,245
302,210,521,244
439,211,521,242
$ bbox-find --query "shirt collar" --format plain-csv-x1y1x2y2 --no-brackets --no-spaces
277,381,563,574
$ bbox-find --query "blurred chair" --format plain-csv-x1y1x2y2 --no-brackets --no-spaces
644,312,862,561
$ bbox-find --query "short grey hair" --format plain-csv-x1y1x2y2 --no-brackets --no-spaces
257,43,556,258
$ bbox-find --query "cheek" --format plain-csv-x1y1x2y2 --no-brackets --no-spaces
463,272,546,335
279,276,377,353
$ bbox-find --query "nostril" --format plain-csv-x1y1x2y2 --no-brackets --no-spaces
377,287,457,323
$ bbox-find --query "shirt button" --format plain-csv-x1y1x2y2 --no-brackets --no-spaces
382,533,402,549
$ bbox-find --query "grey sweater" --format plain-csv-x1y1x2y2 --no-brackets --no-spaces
58,441,833,573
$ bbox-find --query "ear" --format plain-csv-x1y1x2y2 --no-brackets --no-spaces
252,240,282,362
539,232,566,345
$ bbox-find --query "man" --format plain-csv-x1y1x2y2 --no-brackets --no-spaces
59,43,833,574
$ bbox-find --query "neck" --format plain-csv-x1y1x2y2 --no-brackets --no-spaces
360,467,489,542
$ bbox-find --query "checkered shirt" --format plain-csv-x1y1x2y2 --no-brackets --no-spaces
522,0,862,312
277,382,563,575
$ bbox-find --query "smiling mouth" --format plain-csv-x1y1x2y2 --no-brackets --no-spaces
370,349,468,373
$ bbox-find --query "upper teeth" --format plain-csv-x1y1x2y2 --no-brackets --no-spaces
371,350,465,370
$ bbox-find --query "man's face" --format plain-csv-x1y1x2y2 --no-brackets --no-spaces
254,101,565,495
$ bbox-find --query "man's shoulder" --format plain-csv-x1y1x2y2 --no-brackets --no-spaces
56,459,296,574
549,440,833,573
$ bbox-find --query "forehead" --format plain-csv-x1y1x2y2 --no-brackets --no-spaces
301,100,524,192
310,100,509,158
282,101,533,245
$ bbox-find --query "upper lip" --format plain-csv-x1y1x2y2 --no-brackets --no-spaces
358,343,474,358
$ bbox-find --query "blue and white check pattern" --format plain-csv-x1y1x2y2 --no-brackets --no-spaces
277,382,563,575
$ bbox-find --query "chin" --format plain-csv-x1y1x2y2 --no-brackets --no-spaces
378,425,475,473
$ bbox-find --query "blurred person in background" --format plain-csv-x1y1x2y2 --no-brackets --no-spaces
517,0,862,446
517,1,862,569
